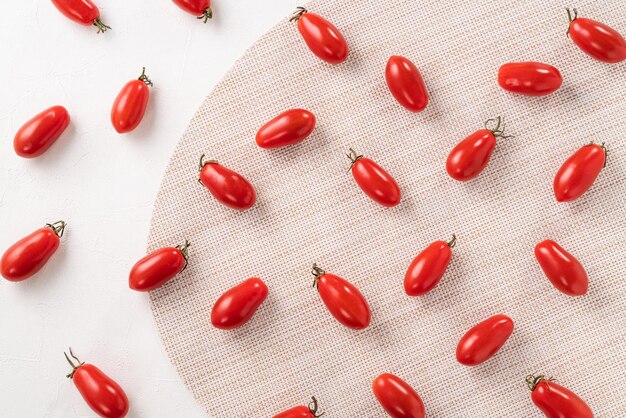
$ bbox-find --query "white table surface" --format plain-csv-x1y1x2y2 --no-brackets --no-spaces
0,1,295,416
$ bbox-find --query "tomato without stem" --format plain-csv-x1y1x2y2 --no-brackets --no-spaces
527,375,594,418
312,264,371,330
64,348,129,418
567,8,626,63
51,0,110,32
534,240,588,296
404,235,456,296
291,7,348,64
348,149,401,207
13,106,70,158
553,143,606,202
1,221,66,282
211,278,268,329
372,373,425,418
385,56,429,112
198,155,256,211
456,314,514,366
498,62,563,96
256,109,316,149
111,68,152,134
129,241,190,292
172,0,213,22
273,397,324,418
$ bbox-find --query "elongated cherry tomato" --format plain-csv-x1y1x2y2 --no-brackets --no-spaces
348,148,401,207
498,62,563,96
128,241,190,292
534,240,588,296
290,7,348,64
567,8,626,63
198,155,256,211
446,116,511,181
372,373,425,418
172,0,213,22
385,56,429,112
312,264,370,330
111,68,152,134
553,143,606,202
211,278,268,329
1,221,66,282
273,397,324,418
256,109,316,149
456,314,514,366
527,375,594,418
64,348,129,418
51,0,110,33
404,235,456,296
13,106,70,158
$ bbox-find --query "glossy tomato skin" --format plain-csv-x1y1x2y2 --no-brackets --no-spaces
73,364,129,418
256,109,316,149
498,62,563,96
199,158,256,211
111,70,151,134
349,151,401,207
404,237,454,296
372,373,425,418
51,0,100,25
14,106,70,158
534,240,588,296
569,14,626,63
456,314,514,366
129,244,188,292
385,56,428,112
529,377,593,418
172,0,211,16
211,278,268,329
273,406,313,418
446,129,496,181
554,144,606,202
293,9,348,64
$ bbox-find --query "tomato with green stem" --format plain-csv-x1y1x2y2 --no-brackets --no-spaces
526,375,593,418
172,0,213,22
534,240,588,296
111,68,152,134
13,106,70,158
348,148,401,207
129,241,190,292
553,143,606,202
290,7,348,64
385,55,429,112
51,0,111,33
456,314,514,366
273,397,325,418
256,109,316,149
404,235,456,296
211,278,268,329
567,8,626,63
373,373,425,418
198,155,256,211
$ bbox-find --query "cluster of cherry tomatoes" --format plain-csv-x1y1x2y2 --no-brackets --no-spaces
2,2,625,418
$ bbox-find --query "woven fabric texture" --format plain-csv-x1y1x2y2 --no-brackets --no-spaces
147,0,626,416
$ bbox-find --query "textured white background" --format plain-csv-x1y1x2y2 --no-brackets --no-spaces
0,1,297,417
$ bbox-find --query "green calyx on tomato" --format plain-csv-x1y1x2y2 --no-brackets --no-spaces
138,67,153,87
306,396,325,417
176,240,191,271
289,7,308,22
197,8,213,23
45,220,67,238
526,374,554,391
197,154,218,183
566,8,578,36
447,234,457,248
484,116,513,139
93,18,111,34
346,148,363,171
64,347,85,379
311,263,326,289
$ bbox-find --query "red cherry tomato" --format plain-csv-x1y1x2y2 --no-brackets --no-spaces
211,278,268,329
51,0,110,32
198,155,256,211
385,55,429,112
13,105,70,158
534,240,588,296
498,62,563,96
64,349,129,418
404,235,456,296
567,8,626,63
111,68,152,134
171,0,213,22
348,149,401,207
372,373,425,418
527,375,594,418
456,314,514,366
256,109,316,149
128,241,190,292
553,143,606,202
273,397,324,418
312,264,371,330
1,221,66,282
446,116,511,181
290,7,348,64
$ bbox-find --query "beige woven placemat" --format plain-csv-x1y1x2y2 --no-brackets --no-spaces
147,0,626,416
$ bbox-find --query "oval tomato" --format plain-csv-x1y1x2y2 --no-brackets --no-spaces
273,397,324,418
256,109,316,149
1,221,66,282
13,106,70,158
527,375,594,418
172,0,212,22
534,240,588,296
291,7,348,64
567,8,626,63
111,68,152,134
553,143,606,202
51,0,110,32
348,149,401,207
372,373,425,418
198,155,256,211
385,55,428,112
446,116,511,181
498,62,563,96
211,278,268,329
128,241,190,292
456,314,514,366
312,264,371,330
404,235,455,296
65,348,129,418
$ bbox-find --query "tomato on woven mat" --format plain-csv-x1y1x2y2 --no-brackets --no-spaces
171,0,213,23
273,397,324,418
373,373,425,418
526,375,594,418
111,68,152,134
566,8,626,63
534,240,588,296
348,148,401,207
553,143,606,202
198,155,256,211
404,234,456,296
386,55,429,112
256,109,316,149
51,0,110,32
456,314,514,366
129,241,190,292
13,105,70,158
498,62,562,96
211,278,268,329
290,7,348,64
